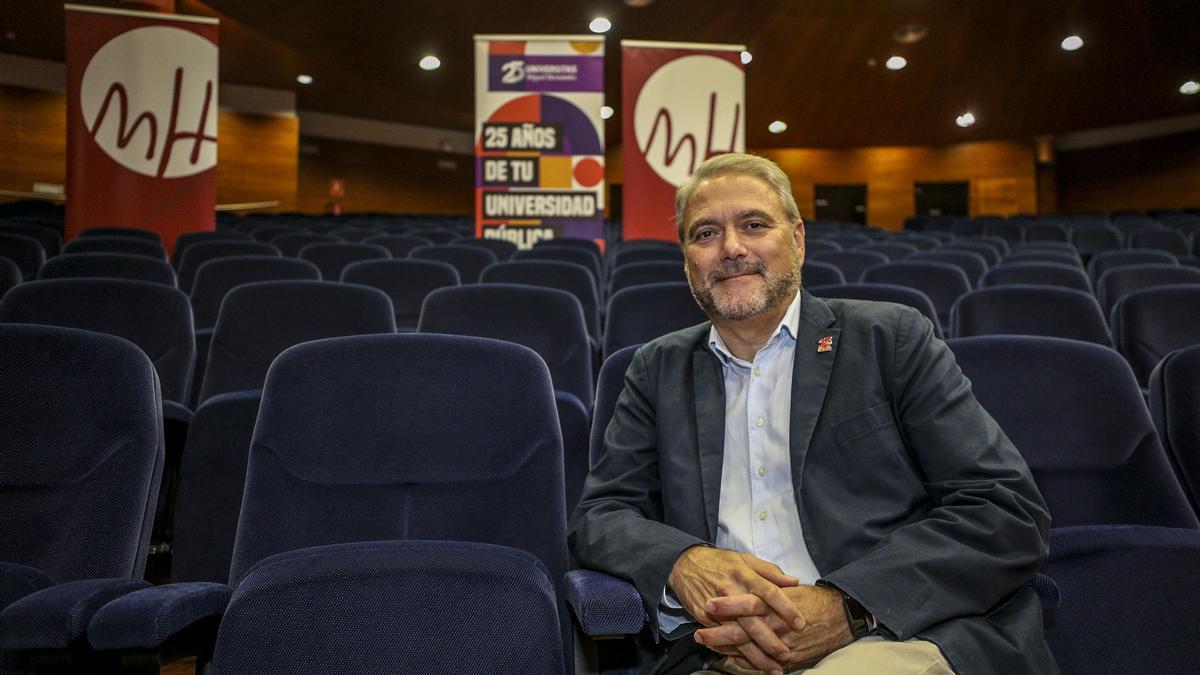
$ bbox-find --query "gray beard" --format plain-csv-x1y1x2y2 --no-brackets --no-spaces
689,257,801,321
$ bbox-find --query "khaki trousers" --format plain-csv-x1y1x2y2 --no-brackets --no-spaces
696,636,954,674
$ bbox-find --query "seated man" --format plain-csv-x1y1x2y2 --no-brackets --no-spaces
569,153,1054,674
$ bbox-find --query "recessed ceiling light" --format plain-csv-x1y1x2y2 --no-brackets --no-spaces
600,105,614,119
1061,35,1083,51
956,112,976,128
419,55,441,71
589,17,611,33
1181,80,1200,95
296,74,313,85
885,56,907,71
740,50,753,65
768,120,787,134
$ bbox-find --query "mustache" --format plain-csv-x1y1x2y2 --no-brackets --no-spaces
707,259,766,284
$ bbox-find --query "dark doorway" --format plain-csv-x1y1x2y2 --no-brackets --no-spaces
914,181,969,217
814,184,867,224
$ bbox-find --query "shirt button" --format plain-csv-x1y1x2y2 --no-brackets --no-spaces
758,511,767,521
757,466,765,477
754,367,761,377
755,417,764,427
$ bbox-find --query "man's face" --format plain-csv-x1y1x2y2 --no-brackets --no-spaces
681,173,805,322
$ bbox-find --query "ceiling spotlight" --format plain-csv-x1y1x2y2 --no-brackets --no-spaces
740,50,752,65
956,112,976,128
600,105,614,119
296,73,313,85
1061,35,1083,51
419,55,441,71
885,56,907,70
768,120,788,134
589,17,611,33
1181,80,1200,95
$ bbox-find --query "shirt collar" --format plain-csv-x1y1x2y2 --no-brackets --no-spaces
708,291,802,365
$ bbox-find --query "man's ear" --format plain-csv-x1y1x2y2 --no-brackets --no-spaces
793,218,806,247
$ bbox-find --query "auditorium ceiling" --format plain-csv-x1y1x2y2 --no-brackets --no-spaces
4,0,1199,148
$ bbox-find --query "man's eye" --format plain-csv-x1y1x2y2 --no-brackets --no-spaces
695,230,716,240
746,221,766,229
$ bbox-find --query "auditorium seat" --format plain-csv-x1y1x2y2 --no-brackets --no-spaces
269,232,340,257
983,220,1025,244
62,235,166,261
480,260,600,342
1072,225,1128,263
980,262,1092,293
341,258,460,332
516,246,603,283
247,224,293,243
0,256,20,299
889,233,943,250
408,228,459,244
327,226,380,242
190,255,322,331
808,283,943,338
1149,345,1200,515
0,232,45,279
38,252,176,286
1127,227,1190,256
298,241,391,281
556,391,592,519
608,260,687,295
411,243,497,284
171,231,252,269
0,325,163,670
603,282,708,361
940,240,1001,267
808,250,889,283
1087,248,1177,285
1096,264,1200,316
1041,525,1200,675
800,260,846,288
948,336,1198,528
533,237,603,261
204,541,565,673
177,240,281,293
820,232,872,249
79,227,162,243
858,241,919,261
453,237,519,261
951,286,1111,346
1023,220,1071,242
361,233,434,258
0,222,62,257
197,280,396,404
590,345,640,468
419,284,593,408
1111,285,1200,387
911,250,989,286
861,261,971,333
1003,250,1083,267
805,239,842,256
961,235,1011,257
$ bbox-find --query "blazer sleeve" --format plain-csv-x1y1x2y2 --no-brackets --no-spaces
820,308,1052,640
568,346,709,636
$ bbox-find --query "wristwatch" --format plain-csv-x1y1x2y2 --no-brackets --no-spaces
817,581,875,639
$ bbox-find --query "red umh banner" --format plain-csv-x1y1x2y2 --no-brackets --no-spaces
65,4,219,254
621,40,745,242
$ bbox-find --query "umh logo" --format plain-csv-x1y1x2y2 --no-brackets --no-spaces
500,60,525,84
80,25,218,178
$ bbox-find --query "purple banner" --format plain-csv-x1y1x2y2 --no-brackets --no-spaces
488,55,604,92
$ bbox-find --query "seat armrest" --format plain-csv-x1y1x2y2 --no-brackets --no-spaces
88,582,232,652
564,570,646,637
0,563,56,612
0,579,150,651
162,400,193,426
1033,572,1061,610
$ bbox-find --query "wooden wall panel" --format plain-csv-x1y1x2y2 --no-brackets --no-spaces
1057,130,1200,214
215,109,298,210
0,85,67,193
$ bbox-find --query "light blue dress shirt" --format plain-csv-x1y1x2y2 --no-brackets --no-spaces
660,292,821,635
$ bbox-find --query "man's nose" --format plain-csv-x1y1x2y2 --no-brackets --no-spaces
721,228,748,259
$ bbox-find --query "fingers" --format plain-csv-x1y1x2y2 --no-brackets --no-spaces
751,580,807,631
743,554,800,587
695,617,791,663
733,638,785,675
704,593,769,619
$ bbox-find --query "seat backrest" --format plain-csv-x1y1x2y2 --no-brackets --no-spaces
1096,264,1200,315
820,232,873,249
0,278,195,404
590,345,641,468
177,241,281,292
1149,345,1200,514
807,283,942,339
229,334,568,587
609,260,686,295
515,246,603,282
804,239,843,256
1024,221,1071,242
199,280,396,404
212,541,563,674
408,228,459,244
1041,525,1200,675
297,242,391,281
62,236,166,261
857,242,919,261
611,246,684,269
419,284,593,408
939,241,1000,266
1086,248,1176,283
911,250,989,286
807,250,889,283
360,234,433,258
0,256,20,299
453,238,518,262
951,286,1111,346
190,255,321,330
341,259,460,331
983,220,1025,244
861,261,971,325
248,225,294,243
327,226,380,242
981,262,1092,294
800,260,846,288
411,244,497,283
269,233,340,257
480,260,600,340
1111,285,1200,387
1072,224,1125,259
1003,250,1082,267
0,232,45,279
80,227,162,243
0,324,163,583
603,282,708,361
0,223,61,257
1128,228,1190,256
556,390,591,520
533,237,602,260
171,231,252,269
38,252,176,287
948,336,1198,528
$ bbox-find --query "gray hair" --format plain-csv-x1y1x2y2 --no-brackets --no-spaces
674,153,801,242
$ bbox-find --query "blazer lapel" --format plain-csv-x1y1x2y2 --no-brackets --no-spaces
789,291,840,488
692,346,725,541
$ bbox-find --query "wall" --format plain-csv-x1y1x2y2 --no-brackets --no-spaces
1056,130,1200,214
0,85,67,193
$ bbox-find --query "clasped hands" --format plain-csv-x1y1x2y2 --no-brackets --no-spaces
667,546,853,674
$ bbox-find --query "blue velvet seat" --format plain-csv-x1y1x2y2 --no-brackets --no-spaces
360,233,433,258
170,231,251,269
38,252,176,286
800,260,846,288
79,227,161,243
911,249,990,286
297,241,391,281
1086,248,1176,285
189,255,321,331
411,243,497,283
453,237,519,261
603,282,708,361
861,260,971,333
269,232,339,257
1095,263,1200,316
807,250,888,283
609,260,687,296
480,260,601,342
1111,285,1200,388
0,232,45,280
808,283,943,339
62,236,166,261
0,256,20,299
980,262,1092,292
176,241,281,293
341,258,459,332
1149,345,1200,516
951,286,1111,346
